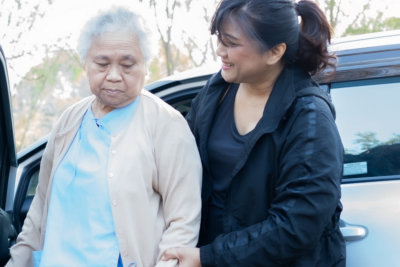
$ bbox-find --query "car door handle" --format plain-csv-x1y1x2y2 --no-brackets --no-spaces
339,220,367,242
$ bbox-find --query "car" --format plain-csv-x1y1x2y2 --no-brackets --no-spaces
1,30,400,266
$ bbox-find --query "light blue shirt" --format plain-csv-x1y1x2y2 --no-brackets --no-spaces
35,98,139,267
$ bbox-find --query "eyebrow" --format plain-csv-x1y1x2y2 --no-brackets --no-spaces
219,32,240,44
93,55,109,61
223,33,239,41
121,55,136,61
93,55,137,61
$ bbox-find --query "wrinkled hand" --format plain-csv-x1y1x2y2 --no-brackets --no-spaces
162,247,201,267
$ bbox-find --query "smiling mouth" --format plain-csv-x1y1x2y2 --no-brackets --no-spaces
222,62,233,70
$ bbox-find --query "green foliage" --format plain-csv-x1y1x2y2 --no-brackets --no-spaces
344,12,400,36
13,48,86,150
354,132,380,151
354,132,400,151
317,0,400,37
26,49,83,89
384,134,400,145
383,17,400,30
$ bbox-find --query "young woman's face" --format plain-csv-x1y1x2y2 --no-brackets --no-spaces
216,20,272,84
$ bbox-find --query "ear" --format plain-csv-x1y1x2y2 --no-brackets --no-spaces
264,43,287,65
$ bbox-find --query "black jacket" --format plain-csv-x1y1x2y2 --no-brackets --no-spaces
186,67,346,266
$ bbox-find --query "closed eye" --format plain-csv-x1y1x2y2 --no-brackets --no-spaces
96,62,108,67
218,36,238,48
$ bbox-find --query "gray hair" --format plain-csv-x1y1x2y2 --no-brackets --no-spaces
77,7,155,64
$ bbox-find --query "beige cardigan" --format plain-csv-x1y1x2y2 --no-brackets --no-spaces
6,90,202,267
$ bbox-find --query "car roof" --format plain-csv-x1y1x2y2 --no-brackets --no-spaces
317,30,400,83
330,30,400,51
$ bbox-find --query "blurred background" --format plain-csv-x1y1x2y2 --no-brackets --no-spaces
1,0,400,151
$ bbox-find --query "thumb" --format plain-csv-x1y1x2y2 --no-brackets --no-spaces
162,248,179,261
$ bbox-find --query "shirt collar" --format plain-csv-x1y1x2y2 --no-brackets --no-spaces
87,96,140,136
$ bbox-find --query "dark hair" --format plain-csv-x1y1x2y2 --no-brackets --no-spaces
210,0,336,75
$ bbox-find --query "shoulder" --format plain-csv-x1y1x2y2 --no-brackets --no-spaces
59,95,93,120
139,90,193,135
140,89,183,120
139,90,196,143
293,85,336,119
52,95,94,133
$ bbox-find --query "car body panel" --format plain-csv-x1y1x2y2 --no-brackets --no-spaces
341,181,400,266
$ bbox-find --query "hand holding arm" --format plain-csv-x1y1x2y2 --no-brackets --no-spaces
163,247,201,267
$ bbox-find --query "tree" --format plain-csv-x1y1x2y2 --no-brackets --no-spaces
139,0,184,75
344,11,400,36
316,0,345,30
316,0,373,36
181,0,219,67
353,132,400,153
1,0,54,78
12,48,87,150
354,132,380,151
316,0,400,37
384,134,400,146
139,0,219,75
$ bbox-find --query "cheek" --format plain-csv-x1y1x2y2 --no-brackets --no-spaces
126,78,143,94
125,71,145,87
87,71,105,85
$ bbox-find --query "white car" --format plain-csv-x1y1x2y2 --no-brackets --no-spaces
1,30,400,266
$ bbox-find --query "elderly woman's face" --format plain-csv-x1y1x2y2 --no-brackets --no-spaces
85,31,146,113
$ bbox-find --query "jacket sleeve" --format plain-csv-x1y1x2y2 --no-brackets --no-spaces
6,131,56,267
200,96,344,266
154,113,203,267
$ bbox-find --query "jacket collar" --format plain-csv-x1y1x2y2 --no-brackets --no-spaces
196,67,313,173
258,66,309,133
202,67,313,135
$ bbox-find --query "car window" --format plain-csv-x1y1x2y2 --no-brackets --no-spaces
171,99,193,117
26,171,39,197
331,77,400,180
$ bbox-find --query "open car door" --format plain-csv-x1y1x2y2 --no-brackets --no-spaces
0,46,18,264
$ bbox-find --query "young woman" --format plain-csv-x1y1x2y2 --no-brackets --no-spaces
163,0,345,266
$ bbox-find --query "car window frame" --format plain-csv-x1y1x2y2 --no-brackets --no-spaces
330,76,400,184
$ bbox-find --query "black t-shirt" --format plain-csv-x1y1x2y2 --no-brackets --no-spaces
204,84,250,243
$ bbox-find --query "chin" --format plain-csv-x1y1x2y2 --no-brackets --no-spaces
221,71,236,83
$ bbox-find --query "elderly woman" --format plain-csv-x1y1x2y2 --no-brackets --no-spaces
6,7,202,267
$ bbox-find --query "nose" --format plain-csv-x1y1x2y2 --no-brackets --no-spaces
216,42,227,58
106,65,122,82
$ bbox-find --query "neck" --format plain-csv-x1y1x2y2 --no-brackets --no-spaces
91,99,114,118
